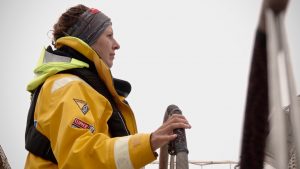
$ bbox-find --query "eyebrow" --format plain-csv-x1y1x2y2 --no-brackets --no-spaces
106,29,113,34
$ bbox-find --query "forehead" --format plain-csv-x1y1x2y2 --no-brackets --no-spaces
104,25,113,32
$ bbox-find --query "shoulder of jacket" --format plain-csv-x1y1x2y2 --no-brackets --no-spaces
43,73,89,93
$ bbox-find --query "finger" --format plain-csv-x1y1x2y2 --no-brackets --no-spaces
169,114,186,120
169,114,191,125
161,121,189,131
161,123,191,134
166,117,191,127
155,134,177,143
167,115,188,123
150,133,177,150
164,134,177,142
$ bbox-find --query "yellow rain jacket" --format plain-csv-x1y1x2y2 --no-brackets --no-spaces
25,37,156,169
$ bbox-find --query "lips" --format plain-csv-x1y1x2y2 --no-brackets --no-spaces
110,53,115,57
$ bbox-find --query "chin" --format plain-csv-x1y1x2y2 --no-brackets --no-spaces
108,60,114,68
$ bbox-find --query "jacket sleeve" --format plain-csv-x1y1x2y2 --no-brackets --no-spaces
34,74,156,169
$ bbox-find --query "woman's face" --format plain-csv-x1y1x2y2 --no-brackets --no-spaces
91,25,120,68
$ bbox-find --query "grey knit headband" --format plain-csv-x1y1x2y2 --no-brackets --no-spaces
67,8,112,45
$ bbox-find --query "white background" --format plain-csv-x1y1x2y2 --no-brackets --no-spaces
0,0,299,169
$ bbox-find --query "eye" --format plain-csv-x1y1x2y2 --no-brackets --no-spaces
107,33,113,38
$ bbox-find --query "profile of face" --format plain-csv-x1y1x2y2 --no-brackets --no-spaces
91,25,120,68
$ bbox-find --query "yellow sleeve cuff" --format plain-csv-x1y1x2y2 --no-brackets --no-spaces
128,133,157,168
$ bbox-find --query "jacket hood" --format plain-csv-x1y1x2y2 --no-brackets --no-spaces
27,47,89,92
28,36,131,99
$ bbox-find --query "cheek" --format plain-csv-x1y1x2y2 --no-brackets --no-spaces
92,39,112,57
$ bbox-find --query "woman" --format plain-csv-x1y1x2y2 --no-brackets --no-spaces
25,4,191,169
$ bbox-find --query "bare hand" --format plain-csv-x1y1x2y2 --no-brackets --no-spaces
150,114,191,151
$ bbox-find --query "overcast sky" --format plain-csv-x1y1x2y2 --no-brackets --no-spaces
0,0,299,169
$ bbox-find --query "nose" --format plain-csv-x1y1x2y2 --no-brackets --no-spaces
113,39,120,50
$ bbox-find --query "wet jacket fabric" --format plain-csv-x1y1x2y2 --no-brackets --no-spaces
24,36,156,169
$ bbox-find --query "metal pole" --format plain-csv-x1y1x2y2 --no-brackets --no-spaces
266,9,288,169
159,105,189,169
170,155,175,169
159,142,169,169
278,11,300,168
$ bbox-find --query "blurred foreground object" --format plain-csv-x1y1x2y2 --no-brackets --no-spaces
264,6,299,169
0,145,11,169
239,0,300,168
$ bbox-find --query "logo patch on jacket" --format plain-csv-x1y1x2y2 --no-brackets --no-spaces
74,99,89,115
71,118,95,133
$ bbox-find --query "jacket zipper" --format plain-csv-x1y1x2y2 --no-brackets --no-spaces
117,111,130,135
